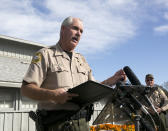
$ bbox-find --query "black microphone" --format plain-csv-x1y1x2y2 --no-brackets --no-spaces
123,66,141,85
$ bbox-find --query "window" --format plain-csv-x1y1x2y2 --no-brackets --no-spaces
0,88,37,111
0,90,15,110
21,96,37,110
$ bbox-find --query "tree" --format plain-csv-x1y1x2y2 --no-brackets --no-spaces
162,81,168,90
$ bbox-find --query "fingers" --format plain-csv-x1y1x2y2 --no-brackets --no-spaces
121,73,127,81
66,93,79,100
115,69,127,82
68,93,79,97
60,93,79,103
119,69,127,81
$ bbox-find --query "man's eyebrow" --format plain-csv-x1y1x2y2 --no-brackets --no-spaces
72,26,83,33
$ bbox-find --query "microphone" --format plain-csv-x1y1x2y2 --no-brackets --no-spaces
123,66,141,85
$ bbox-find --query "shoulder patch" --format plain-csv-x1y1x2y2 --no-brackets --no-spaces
31,52,42,64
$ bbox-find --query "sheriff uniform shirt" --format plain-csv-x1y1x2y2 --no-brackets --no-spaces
23,43,95,110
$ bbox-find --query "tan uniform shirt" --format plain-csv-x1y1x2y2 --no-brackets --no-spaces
23,43,94,110
149,87,168,111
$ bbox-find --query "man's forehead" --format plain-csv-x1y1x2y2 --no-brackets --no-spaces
72,19,83,25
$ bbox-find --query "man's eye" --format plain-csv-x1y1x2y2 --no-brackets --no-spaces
73,26,78,30
72,26,83,33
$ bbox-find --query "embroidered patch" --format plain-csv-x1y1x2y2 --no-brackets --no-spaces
31,52,42,64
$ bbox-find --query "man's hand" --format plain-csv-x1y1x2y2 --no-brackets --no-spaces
50,88,78,104
156,107,162,113
145,106,162,114
145,106,156,114
102,69,126,86
113,69,127,82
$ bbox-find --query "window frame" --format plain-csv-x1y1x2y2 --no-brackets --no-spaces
0,87,37,111
0,88,17,111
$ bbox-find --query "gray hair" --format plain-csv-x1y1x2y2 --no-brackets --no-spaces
61,16,82,27
61,16,73,27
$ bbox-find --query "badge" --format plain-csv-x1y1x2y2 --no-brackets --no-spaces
31,52,42,64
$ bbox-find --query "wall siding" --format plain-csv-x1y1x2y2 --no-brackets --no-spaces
0,43,33,61
0,39,41,61
0,112,36,131
0,113,4,131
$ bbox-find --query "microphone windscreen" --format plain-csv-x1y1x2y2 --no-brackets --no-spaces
123,66,141,85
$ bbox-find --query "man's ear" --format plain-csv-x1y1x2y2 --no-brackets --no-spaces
60,26,65,38
61,26,64,33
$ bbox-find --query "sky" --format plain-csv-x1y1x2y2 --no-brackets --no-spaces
0,0,168,86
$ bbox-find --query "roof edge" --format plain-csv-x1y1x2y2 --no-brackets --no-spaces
0,34,47,47
0,81,21,88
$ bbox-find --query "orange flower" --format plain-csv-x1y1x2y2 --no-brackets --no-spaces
90,124,135,131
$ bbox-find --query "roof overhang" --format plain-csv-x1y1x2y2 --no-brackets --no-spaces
0,81,21,88
0,34,47,48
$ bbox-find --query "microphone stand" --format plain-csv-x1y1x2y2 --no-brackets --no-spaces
116,97,155,131
134,113,141,131
115,82,157,131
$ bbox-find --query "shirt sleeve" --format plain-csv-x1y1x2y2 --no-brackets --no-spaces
23,49,48,87
159,88,168,111
88,69,95,81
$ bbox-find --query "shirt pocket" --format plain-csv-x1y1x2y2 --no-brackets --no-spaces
77,64,88,75
51,63,68,72
76,64,89,84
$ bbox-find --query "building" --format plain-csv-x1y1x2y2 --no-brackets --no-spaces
0,35,46,131
0,35,104,131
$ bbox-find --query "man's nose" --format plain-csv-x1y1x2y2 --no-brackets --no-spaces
76,30,81,36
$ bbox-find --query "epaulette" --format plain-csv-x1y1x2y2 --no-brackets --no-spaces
48,45,56,49
77,53,87,62
38,46,49,52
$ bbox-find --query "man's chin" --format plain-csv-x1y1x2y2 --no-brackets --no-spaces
70,42,78,48
67,43,78,51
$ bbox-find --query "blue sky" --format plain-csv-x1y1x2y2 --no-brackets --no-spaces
0,0,168,85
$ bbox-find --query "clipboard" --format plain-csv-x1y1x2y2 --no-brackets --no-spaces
68,80,114,106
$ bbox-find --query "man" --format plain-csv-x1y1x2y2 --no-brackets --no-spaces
145,74,168,131
21,16,126,131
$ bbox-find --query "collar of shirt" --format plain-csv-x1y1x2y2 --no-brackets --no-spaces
52,43,80,61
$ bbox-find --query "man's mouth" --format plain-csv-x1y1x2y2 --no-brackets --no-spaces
72,37,78,43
